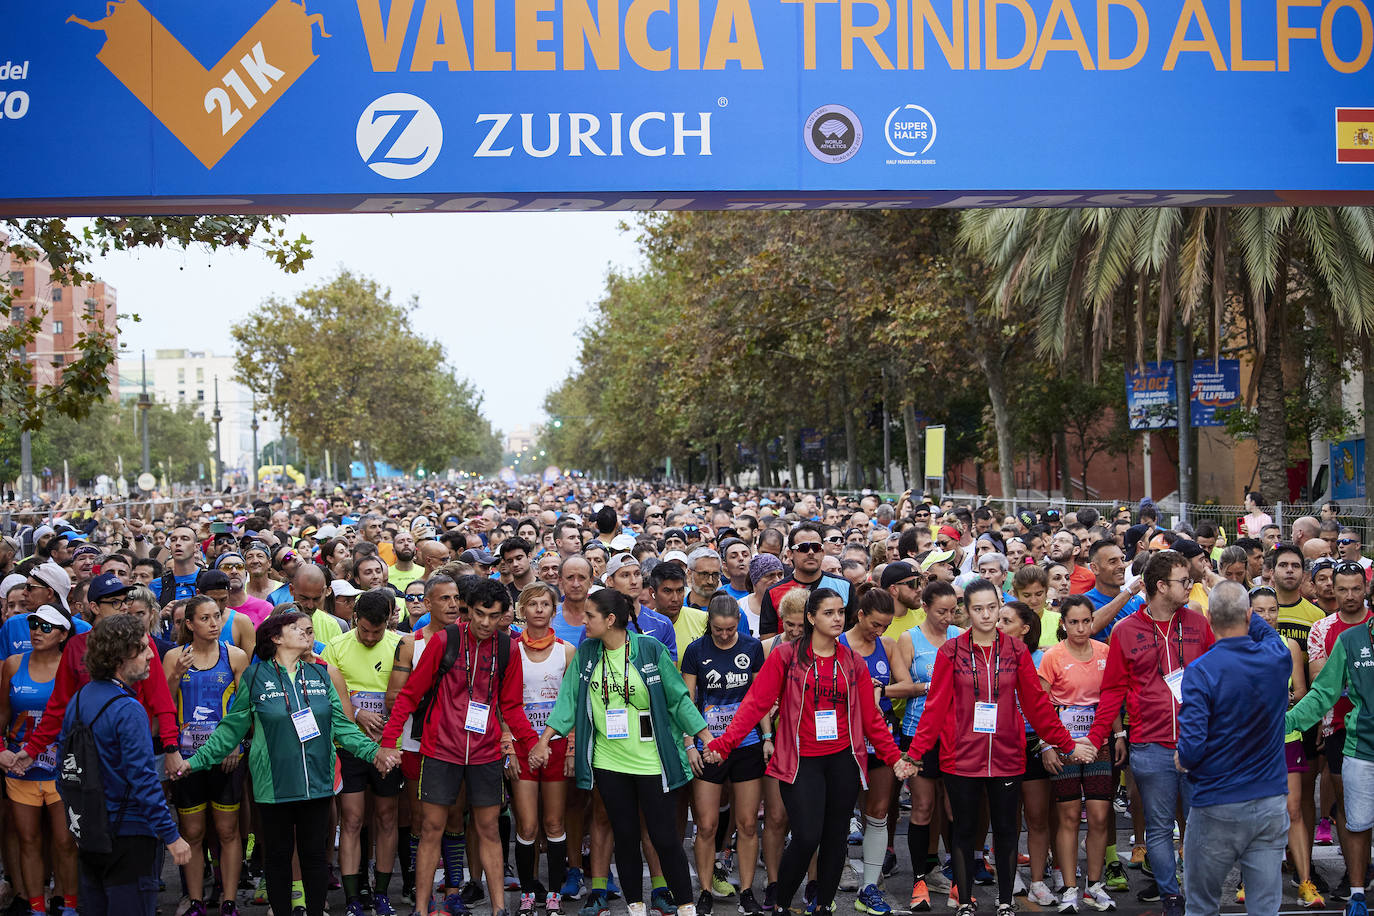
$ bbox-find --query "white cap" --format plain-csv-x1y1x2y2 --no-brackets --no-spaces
0,573,27,598
329,580,363,598
661,550,690,565
212,499,224,508
28,604,71,631
315,524,340,540
200,503,213,512
609,533,637,551
30,562,71,607
603,554,641,578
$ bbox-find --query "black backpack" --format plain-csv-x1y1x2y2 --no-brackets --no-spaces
410,625,510,741
57,687,136,854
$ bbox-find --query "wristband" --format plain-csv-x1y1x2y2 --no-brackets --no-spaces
1114,730,1127,739
760,733,773,741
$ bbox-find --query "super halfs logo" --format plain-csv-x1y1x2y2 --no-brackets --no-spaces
69,0,329,168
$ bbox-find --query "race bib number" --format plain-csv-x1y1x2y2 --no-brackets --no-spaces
351,691,386,718
605,707,630,740
291,707,321,743
1163,668,1184,705
703,703,739,738
36,744,57,772
814,709,839,741
465,702,490,735
180,722,216,757
1058,705,1096,739
973,702,998,735
525,701,555,732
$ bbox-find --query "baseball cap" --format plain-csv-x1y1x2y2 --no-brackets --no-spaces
1,573,28,598
880,561,919,589
919,549,956,573
609,533,637,551
196,569,231,593
329,580,363,598
315,524,340,540
28,605,72,631
460,548,496,566
87,571,134,604
30,562,71,608
1017,510,1036,528
661,550,690,565
1044,508,1062,521
604,554,641,578
1173,539,1206,560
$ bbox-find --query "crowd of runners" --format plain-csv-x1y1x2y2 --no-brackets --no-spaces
0,483,1363,916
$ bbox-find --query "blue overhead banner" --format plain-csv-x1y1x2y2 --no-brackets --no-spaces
0,0,1371,214
1188,358,1241,426
1125,362,1177,431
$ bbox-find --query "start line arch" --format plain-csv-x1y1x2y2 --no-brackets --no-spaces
0,0,1371,215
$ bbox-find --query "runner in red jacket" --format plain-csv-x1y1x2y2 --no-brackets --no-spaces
906,578,1091,916
708,587,916,916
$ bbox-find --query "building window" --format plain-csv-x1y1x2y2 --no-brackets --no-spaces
177,368,185,384
84,299,97,318
7,271,21,288
197,390,204,402
177,390,185,402
53,320,63,335
9,306,22,321
52,354,64,367
51,288,62,302
196,367,204,383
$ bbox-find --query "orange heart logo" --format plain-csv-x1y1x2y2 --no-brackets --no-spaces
70,0,329,168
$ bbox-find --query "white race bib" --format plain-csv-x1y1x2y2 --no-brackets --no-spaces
465,701,490,735
180,722,216,757
703,703,739,738
973,702,998,734
36,744,57,771
291,707,321,743
351,690,386,718
1163,668,1185,705
814,709,839,741
605,707,630,740
1058,705,1096,739
525,700,556,732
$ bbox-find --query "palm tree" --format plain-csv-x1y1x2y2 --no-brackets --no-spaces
959,206,1374,501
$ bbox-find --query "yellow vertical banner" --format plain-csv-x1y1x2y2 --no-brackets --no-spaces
924,425,945,483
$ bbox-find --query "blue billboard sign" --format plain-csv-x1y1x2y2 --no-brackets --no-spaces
0,0,1371,214
1189,359,1241,427
1331,438,1365,500
1125,362,1177,430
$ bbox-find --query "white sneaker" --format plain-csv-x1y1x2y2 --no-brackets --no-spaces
1082,883,1116,912
628,904,649,916
1051,869,1065,893
1059,888,1080,914
1012,872,1027,897
839,860,863,892
1028,881,1056,906
924,867,951,895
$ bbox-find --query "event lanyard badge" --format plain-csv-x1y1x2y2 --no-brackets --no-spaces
814,709,839,741
291,707,321,743
605,707,631,740
465,701,490,734
973,702,998,734
1164,668,1184,705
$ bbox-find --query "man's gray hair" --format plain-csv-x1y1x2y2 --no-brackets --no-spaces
687,547,720,570
1208,580,1249,632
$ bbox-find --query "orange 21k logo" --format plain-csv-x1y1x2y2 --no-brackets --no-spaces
69,0,329,168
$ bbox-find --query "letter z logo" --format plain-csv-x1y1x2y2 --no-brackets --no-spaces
357,93,443,179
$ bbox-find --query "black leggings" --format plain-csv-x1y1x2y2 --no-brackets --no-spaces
777,751,862,911
944,774,1022,906
593,769,692,905
258,797,332,916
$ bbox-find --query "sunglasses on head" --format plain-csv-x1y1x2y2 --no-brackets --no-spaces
792,542,824,554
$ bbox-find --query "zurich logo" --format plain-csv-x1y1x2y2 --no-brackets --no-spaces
356,92,443,179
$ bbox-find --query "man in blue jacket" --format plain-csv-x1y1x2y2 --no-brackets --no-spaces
58,614,190,916
1176,580,1290,916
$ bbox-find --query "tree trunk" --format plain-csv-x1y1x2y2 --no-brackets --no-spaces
756,438,770,488
1255,289,1289,501
844,407,859,492
902,403,921,491
965,298,1016,502
784,423,798,489
1055,429,1072,497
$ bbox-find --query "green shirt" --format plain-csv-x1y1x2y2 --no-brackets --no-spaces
323,629,402,720
1288,623,1374,762
1038,610,1062,648
312,609,343,646
588,643,661,775
671,606,708,664
389,564,425,593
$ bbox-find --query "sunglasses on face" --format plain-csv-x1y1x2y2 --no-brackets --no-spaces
218,562,245,571
27,619,63,634
1339,538,1359,546
405,594,425,603
792,542,824,555
823,536,844,544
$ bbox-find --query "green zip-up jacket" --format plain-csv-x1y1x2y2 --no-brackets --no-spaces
1287,623,1374,763
545,632,708,792
187,658,379,804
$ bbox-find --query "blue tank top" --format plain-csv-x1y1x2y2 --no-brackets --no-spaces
1022,648,1044,735
218,607,237,648
8,652,57,780
175,644,237,758
839,632,893,719
901,625,963,737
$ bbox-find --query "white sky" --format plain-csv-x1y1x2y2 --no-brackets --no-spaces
90,213,644,436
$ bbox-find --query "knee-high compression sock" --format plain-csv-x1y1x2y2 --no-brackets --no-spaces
546,834,569,894
908,821,932,879
862,815,888,888
343,874,362,902
516,836,539,891
374,868,393,896
501,813,512,867
442,832,466,889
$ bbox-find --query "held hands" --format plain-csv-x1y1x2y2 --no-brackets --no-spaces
8,751,32,777
528,741,551,771
700,746,724,766
892,756,917,780
167,757,191,781
1068,738,1098,765
373,747,401,775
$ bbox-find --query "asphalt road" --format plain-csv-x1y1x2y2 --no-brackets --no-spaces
154,816,1349,916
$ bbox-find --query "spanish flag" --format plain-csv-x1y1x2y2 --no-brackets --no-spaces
1337,108,1374,164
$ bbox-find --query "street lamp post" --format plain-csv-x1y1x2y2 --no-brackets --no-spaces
137,350,152,474
211,377,223,492
250,397,260,496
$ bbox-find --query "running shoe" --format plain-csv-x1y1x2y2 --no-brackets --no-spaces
345,901,367,916
546,892,565,915
293,908,307,916
996,903,1015,916
579,891,610,916
762,884,777,911
606,876,622,900
519,893,539,916
954,905,975,916
839,861,863,893
699,891,715,916
651,886,677,916
854,884,892,915
1082,883,1115,911
923,866,950,895
251,878,268,905
185,903,207,916
461,881,485,905
1102,862,1128,893
1140,855,1152,878
508,864,522,891
849,818,864,845
1135,881,1160,904
946,885,974,910
1112,787,1128,815
376,893,396,915
561,868,586,900
739,889,765,916
427,897,446,916
1334,874,1353,901
629,904,649,916
1298,881,1325,908
447,892,473,915
361,886,377,912
221,903,239,916
973,859,995,886
883,849,899,879
1017,853,1031,866
1162,893,1184,916
713,868,737,898
803,880,818,909
1127,847,1146,870
1027,881,1055,906
1316,817,1335,845
1011,872,1026,897
908,880,930,912
1235,885,1244,904
329,866,342,891
1347,898,1370,916
1059,888,1080,914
